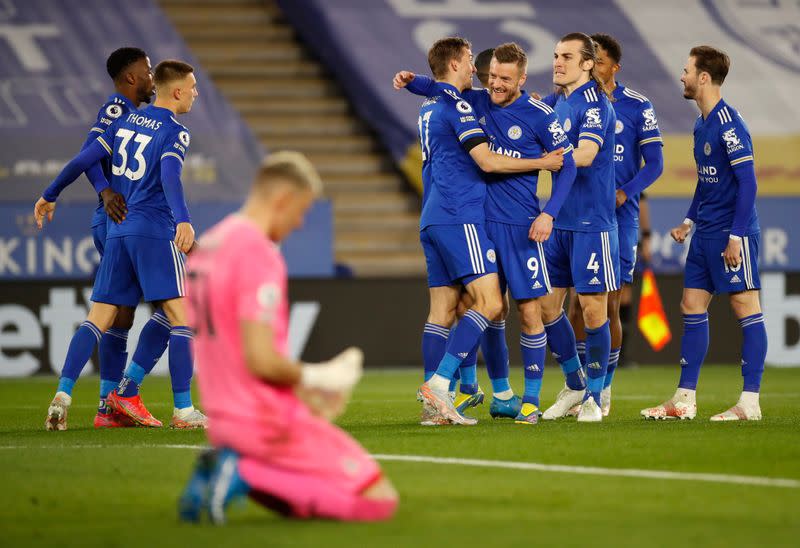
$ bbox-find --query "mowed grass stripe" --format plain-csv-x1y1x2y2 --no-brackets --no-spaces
1,443,798,489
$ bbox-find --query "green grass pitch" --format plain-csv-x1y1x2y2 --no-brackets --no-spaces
1,366,799,547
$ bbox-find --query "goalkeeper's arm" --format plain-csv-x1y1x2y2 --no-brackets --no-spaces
241,320,362,391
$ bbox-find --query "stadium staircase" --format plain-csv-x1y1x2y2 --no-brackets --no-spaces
158,0,425,276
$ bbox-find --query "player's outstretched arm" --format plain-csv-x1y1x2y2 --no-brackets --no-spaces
469,142,564,174
36,139,110,228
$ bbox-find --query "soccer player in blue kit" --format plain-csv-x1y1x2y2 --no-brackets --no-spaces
641,46,767,421
38,60,206,429
399,37,565,425
536,33,619,423
397,42,578,424
37,48,194,430
567,34,664,417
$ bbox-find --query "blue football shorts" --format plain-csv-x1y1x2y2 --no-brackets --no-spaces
684,233,760,294
420,223,498,288
544,227,620,293
92,235,185,307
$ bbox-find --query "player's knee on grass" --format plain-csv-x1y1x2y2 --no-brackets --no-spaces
112,306,136,330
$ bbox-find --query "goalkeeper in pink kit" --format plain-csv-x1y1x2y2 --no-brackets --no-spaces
179,152,398,524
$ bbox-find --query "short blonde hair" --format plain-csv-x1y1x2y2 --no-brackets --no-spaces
257,151,323,195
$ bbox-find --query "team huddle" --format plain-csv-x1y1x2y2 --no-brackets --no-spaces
397,32,766,425
30,29,765,526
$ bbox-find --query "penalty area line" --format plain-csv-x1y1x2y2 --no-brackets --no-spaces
0,444,797,489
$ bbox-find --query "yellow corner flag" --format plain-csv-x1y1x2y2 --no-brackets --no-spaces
638,268,672,351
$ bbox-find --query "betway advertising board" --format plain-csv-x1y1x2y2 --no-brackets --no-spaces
2,274,798,378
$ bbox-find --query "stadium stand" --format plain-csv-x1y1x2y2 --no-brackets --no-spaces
159,0,426,276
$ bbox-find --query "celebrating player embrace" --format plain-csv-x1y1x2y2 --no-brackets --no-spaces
39,59,206,430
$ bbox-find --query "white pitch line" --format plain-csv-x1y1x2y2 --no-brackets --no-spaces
0,444,797,489
371,454,800,489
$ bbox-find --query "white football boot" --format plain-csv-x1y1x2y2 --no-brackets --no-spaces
641,389,697,420
542,385,585,420
577,397,603,422
600,386,612,417
45,392,72,431
418,382,477,425
710,392,762,421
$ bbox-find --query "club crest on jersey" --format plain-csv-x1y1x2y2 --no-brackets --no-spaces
179,131,190,147
642,108,658,131
548,120,566,141
105,104,123,119
704,142,712,156
563,118,572,132
615,120,624,134
456,100,473,114
486,249,496,263
722,128,743,153
507,125,522,140
584,107,602,128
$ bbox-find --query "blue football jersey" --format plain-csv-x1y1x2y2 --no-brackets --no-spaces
611,84,663,227
97,105,191,240
459,89,573,225
545,81,617,232
418,82,488,229
87,93,137,228
692,99,759,235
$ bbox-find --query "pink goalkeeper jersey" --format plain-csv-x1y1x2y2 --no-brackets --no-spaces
185,214,295,427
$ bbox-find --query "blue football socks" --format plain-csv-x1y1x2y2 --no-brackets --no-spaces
585,321,611,405
576,339,587,368
544,313,585,391
739,313,767,393
604,347,621,390
520,332,547,406
678,313,709,390
459,342,479,395
430,310,490,390
483,320,512,397
57,321,102,396
169,326,194,409
98,328,128,413
115,310,172,398
422,323,449,382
